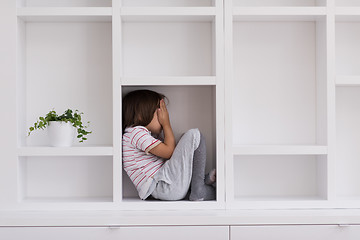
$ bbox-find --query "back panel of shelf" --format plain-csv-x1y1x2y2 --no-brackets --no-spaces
336,21,360,76
121,85,217,200
17,20,113,147
336,0,360,6
233,0,326,7
122,19,214,77
336,87,360,200
19,156,113,202
232,19,327,145
233,155,328,201
17,0,112,7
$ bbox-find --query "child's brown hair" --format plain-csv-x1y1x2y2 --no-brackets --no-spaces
122,90,166,132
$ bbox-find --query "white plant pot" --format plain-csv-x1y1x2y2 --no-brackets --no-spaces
47,121,76,147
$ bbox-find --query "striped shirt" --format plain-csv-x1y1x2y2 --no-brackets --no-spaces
122,126,165,199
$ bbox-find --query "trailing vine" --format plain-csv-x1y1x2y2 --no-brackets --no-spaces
28,109,91,143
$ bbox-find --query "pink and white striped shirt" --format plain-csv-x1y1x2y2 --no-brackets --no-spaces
122,126,165,199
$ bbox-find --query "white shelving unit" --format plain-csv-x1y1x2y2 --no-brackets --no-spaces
13,0,224,210
1,0,359,212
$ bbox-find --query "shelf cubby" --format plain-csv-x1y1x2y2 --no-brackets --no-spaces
17,0,112,7
335,21,360,76
231,18,327,146
233,155,328,202
336,87,360,200
121,85,217,202
122,17,215,77
19,156,113,203
17,20,113,147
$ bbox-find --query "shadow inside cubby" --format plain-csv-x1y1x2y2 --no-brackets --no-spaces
121,85,217,201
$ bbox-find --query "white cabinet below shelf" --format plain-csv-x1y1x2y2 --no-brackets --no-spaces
231,225,360,240
0,226,229,240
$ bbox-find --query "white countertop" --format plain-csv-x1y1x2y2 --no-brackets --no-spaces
2,209,360,227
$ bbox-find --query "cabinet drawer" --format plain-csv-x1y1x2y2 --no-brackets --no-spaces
0,227,114,240
0,226,229,240
119,226,229,240
231,225,341,240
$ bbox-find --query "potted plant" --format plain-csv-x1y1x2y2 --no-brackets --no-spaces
28,109,91,147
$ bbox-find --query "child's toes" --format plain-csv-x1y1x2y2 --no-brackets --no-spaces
205,169,216,185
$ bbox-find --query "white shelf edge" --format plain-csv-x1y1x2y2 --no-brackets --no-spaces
21,196,113,203
232,145,328,155
121,76,216,86
17,146,113,156
121,7,217,16
17,7,113,22
233,7,327,16
336,75,360,86
227,199,330,210
121,198,223,210
17,7,112,16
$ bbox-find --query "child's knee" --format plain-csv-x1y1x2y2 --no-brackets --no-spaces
185,128,200,138
184,128,201,148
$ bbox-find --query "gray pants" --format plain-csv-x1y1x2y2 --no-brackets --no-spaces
151,129,201,201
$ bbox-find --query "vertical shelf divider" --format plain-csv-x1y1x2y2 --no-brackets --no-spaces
224,0,235,206
326,0,336,202
113,0,122,204
215,0,225,205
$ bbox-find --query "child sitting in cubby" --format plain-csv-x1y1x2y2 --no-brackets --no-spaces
122,89,216,201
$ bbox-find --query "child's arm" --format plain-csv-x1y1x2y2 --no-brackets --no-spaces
149,99,175,159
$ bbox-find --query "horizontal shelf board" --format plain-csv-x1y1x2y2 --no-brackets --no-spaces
17,146,113,156
121,7,217,16
234,196,325,201
336,76,360,86
233,6,326,15
228,198,330,209
17,7,112,22
336,196,360,201
232,145,328,155
121,198,222,210
21,196,113,203
121,15,214,22
121,76,216,86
